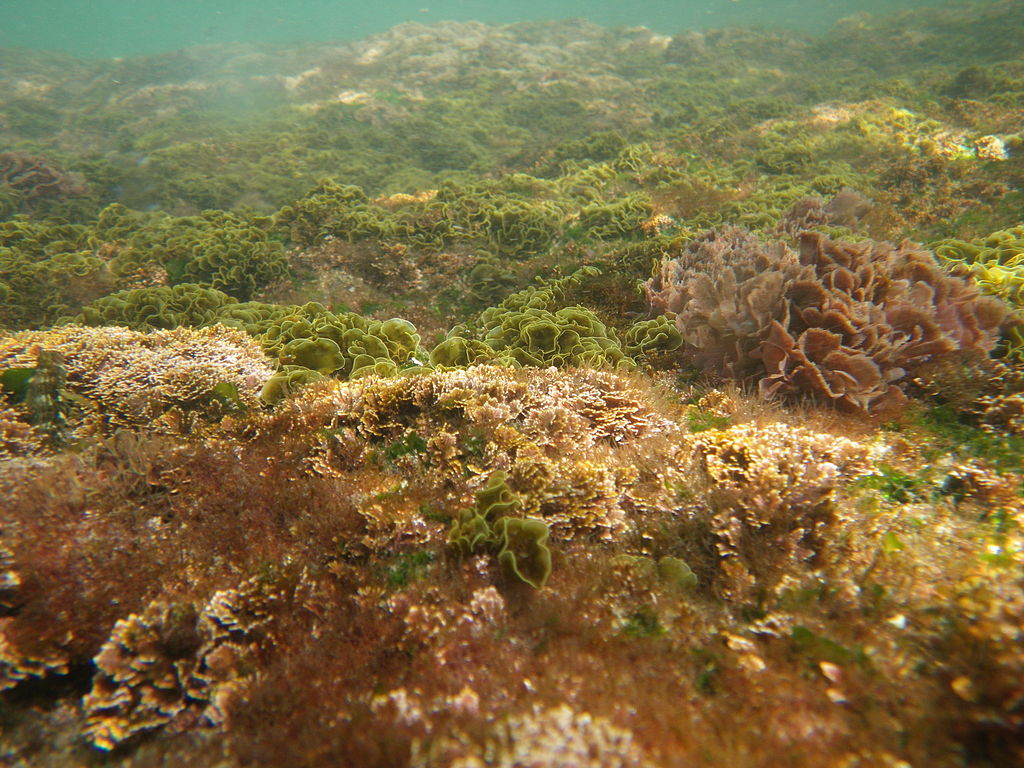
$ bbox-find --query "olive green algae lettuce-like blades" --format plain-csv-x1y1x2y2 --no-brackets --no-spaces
473,470,520,521
446,470,553,588
656,556,698,591
494,516,553,590
448,510,497,558
433,266,682,371
428,336,497,367
623,316,683,358
259,303,423,382
75,284,238,331
278,337,347,375
935,225,1024,305
612,554,698,591
259,366,326,406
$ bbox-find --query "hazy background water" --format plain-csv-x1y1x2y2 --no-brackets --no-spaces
2,0,961,58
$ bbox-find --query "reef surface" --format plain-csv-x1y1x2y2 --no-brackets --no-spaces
1,2,1023,766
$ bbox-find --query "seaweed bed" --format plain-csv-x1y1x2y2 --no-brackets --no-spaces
1,2,1024,766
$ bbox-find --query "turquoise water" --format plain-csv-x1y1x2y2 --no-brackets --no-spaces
2,0,955,58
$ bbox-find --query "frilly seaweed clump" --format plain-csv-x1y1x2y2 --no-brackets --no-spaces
276,178,565,258
0,215,111,329
75,284,241,331
935,225,1024,302
432,269,680,370
258,302,423,403
0,205,290,330
647,227,1007,412
91,205,290,301
447,470,552,589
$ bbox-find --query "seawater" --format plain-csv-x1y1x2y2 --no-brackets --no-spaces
3,0,960,58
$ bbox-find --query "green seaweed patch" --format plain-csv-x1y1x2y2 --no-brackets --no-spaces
92,205,289,301
550,131,628,168
379,431,429,468
790,625,868,668
261,302,423,383
0,367,36,404
622,316,683,359
933,226,1024,339
259,366,326,406
383,551,436,589
0,214,112,328
274,180,395,247
622,608,667,638
76,284,238,331
208,381,248,414
278,337,347,375
686,408,733,434
428,336,498,368
432,268,681,371
575,193,652,240
447,471,552,589
914,403,1024,476
494,517,553,591
425,181,564,257
854,463,925,503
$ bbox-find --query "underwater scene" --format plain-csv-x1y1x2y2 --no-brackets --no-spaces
0,0,1023,765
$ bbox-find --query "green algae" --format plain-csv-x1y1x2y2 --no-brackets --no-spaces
431,268,680,372
91,205,289,301
261,302,422,384
448,470,552,589
76,284,238,331
935,224,1024,306
274,181,395,247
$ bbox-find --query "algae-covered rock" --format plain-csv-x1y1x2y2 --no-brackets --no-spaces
0,324,273,430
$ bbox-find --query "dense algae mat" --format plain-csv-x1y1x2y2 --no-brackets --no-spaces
1,2,1024,766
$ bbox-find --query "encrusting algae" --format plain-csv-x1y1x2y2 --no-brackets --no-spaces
1,2,1024,766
